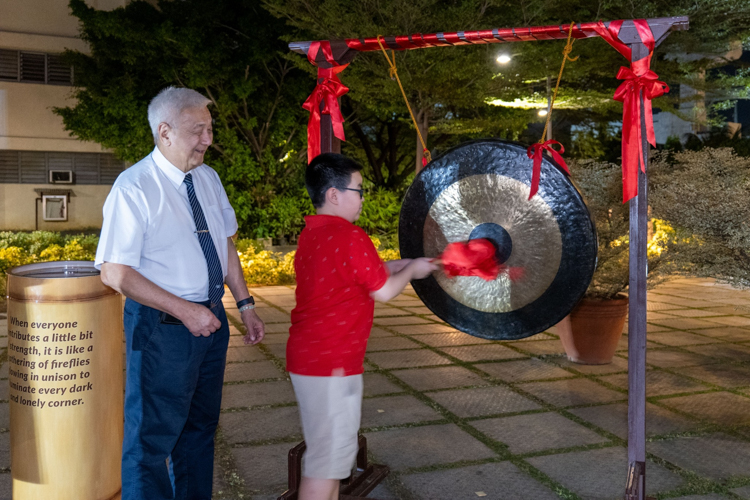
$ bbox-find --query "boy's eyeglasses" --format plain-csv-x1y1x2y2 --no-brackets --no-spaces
340,187,364,199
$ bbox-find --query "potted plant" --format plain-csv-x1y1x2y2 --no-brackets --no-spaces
556,159,671,364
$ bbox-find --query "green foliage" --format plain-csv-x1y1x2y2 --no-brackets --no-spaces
0,231,64,255
56,0,310,238
52,0,750,242
650,148,750,288
0,231,99,256
0,232,99,308
238,245,297,285
356,188,404,240
266,0,518,178
266,0,750,175
255,189,315,240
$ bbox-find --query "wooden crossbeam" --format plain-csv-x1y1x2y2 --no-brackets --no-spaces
289,16,688,66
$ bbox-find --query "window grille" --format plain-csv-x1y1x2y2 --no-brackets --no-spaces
47,54,73,85
0,49,73,85
0,151,126,184
0,49,18,81
20,52,46,83
0,150,20,183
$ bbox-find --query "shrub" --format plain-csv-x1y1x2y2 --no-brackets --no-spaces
238,245,296,286
0,231,65,255
369,236,401,261
39,239,95,262
0,231,403,293
0,247,33,276
571,160,673,299
650,147,750,288
357,188,402,244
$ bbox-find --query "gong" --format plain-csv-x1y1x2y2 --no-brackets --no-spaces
399,139,597,340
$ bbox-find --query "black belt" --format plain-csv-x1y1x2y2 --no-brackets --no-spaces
159,300,216,326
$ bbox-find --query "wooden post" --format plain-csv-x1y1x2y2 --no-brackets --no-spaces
318,88,341,156
621,19,683,500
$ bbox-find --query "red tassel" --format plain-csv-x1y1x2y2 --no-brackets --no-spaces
439,239,525,282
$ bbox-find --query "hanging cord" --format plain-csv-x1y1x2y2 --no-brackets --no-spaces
539,22,579,143
376,36,432,164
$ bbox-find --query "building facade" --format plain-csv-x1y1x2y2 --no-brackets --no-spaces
0,0,129,231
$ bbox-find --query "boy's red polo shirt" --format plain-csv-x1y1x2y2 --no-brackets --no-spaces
287,215,389,376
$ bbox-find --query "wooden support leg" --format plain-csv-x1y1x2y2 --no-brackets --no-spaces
277,436,389,500
625,37,652,500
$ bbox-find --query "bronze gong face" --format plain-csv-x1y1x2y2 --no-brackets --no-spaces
399,139,597,340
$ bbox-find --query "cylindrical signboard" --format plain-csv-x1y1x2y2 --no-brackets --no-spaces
6,261,123,500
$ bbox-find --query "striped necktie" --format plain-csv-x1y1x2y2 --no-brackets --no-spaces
184,173,224,305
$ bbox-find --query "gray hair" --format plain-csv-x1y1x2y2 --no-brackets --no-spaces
147,86,211,143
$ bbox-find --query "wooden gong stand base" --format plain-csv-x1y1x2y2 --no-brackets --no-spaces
277,435,389,500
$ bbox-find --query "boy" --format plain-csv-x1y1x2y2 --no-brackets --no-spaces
288,153,437,500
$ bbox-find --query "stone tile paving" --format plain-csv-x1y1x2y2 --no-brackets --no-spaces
647,433,750,480
569,402,700,440
659,391,750,426
521,378,626,407
363,424,497,471
673,495,732,500
527,446,685,499
598,369,709,396
361,395,443,428
8,278,750,498
470,412,609,454
427,386,542,418
400,462,561,499
205,279,750,498
732,485,750,498
391,366,489,391
477,358,577,382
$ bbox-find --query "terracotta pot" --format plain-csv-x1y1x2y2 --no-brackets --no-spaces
560,294,628,365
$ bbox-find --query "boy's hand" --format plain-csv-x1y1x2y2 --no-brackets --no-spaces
385,259,411,274
408,257,440,280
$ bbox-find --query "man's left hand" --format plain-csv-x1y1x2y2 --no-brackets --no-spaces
241,308,266,345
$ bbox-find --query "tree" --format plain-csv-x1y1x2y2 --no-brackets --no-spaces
56,0,311,238
266,0,512,175
267,0,750,171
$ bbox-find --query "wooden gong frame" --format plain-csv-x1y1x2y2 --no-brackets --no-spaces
287,16,690,500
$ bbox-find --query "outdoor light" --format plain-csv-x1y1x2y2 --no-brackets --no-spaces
496,54,511,64
538,109,548,117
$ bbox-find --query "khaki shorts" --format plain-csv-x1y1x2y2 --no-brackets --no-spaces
290,373,363,479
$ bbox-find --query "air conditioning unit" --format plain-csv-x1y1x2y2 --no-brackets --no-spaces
49,170,73,184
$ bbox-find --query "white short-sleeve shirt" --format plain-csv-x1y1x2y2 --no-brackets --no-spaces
95,147,239,302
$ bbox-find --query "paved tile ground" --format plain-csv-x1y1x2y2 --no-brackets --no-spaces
5,277,750,499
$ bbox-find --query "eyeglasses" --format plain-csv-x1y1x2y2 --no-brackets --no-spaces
340,187,364,199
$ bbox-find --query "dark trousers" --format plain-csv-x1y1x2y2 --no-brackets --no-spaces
122,298,229,500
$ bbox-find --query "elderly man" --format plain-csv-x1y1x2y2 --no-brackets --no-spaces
95,86,265,500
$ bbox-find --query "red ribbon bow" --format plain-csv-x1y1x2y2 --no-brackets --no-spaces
303,42,350,163
613,67,669,201
593,19,669,202
526,140,570,200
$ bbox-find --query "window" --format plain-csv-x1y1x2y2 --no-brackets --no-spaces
0,49,18,80
42,195,68,221
0,151,127,185
20,52,45,83
0,49,73,85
